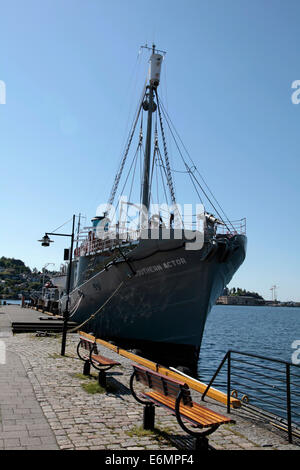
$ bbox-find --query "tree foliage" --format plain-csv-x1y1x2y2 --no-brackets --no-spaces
226,287,264,300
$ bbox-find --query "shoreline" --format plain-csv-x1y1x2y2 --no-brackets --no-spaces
215,303,300,308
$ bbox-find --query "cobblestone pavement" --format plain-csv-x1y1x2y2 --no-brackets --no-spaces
0,349,58,450
0,307,299,450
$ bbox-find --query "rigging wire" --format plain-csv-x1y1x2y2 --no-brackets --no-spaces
148,140,157,209
106,83,147,211
148,112,159,209
126,141,140,225
157,95,235,231
89,53,144,216
111,141,142,224
155,152,159,208
157,147,172,209
103,65,237,235
139,138,144,205
114,73,146,180
128,144,139,204
138,111,144,206
155,89,176,206
50,217,74,234
157,96,234,232
119,50,144,150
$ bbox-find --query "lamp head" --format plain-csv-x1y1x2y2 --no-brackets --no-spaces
38,234,53,247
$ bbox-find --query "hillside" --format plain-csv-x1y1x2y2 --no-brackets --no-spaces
0,257,44,299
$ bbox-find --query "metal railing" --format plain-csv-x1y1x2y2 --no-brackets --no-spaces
74,216,246,257
201,350,300,443
216,218,246,236
74,228,140,257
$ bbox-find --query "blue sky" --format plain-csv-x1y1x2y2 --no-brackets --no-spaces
1,0,300,301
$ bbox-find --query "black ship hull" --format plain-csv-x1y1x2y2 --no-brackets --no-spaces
65,234,246,370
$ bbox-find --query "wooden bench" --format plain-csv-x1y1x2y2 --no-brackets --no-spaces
130,365,235,450
77,336,120,387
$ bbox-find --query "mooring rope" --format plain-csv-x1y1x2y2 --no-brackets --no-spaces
68,293,84,316
66,280,124,334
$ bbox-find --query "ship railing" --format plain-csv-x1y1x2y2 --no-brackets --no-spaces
74,227,141,257
201,350,300,444
216,218,246,236
168,215,246,236
74,218,246,258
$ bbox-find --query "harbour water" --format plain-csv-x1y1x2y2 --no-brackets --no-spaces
198,305,300,425
0,299,21,305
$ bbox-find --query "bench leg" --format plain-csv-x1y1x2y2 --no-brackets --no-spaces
195,436,208,451
143,404,155,430
83,360,91,376
98,370,106,388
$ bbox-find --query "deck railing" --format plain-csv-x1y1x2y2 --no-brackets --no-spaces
74,217,246,257
74,228,140,257
216,218,246,236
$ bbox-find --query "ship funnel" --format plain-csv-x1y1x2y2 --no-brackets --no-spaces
149,53,163,87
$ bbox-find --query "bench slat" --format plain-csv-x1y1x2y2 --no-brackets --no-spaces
91,354,120,366
79,337,94,344
133,365,185,386
134,365,192,405
144,391,233,428
175,401,230,425
79,338,95,351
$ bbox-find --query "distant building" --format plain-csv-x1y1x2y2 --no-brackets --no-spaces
217,295,265,306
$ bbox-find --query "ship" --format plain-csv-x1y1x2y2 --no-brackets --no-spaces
57,45,247,372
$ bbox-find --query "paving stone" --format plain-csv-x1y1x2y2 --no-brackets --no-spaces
4,438,21,448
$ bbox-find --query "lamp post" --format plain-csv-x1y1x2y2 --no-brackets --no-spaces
38,214,76,356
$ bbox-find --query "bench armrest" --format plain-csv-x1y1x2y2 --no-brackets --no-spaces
130,370,154,406
175,391,220,438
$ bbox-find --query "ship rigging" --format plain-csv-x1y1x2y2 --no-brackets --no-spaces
51,45,247,372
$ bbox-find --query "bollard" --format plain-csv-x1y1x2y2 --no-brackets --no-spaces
143,403,155,430
98,370,106,388
83,360,91,376
195,436,208,451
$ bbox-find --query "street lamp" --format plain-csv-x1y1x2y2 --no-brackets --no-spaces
38,215,76,356
38,234,53,247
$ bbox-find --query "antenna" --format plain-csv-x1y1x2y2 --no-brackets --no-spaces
140,43,167,56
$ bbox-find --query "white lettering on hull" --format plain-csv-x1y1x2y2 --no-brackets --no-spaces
136,257,187,277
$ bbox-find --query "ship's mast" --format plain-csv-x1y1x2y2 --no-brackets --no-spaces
141,45,163,219
141,83,154,210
